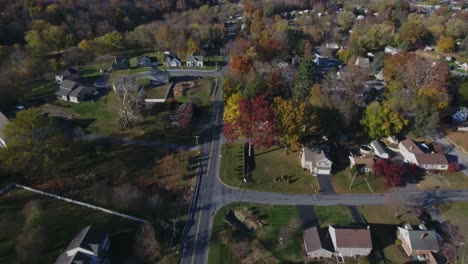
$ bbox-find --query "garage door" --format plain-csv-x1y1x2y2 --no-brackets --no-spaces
317,169,330,175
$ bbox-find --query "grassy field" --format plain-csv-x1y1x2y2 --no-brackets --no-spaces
314,206,355,227
175,77,216,106
208,203,303,264
220,144,319,194
447,132,467,153
51,94,119,135
358,205,419,225
145,83,171,99
437,202,468,238
332,168,388,194
0,189,138,264
417,172,468,190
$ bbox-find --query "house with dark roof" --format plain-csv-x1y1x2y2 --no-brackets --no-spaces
371,140,389,159
303,226,335,258
328,226,373,257
397,224,439,260
55,66,81,83
137,56,158,68
55,80,79,101
69,85,96,103
149,68,170,85
186,55,204,67
301,146,333,176
349,156,376,173
399,139,448,170
111,57,130,70
0,112,9,148
55,225,110,264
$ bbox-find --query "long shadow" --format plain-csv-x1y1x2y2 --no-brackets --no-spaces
254,146,283,157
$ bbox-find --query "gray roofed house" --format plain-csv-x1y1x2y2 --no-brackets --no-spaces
303,226,334,258
370,140,389,159
301,146,333,176
186,55,204,67
111,57,130,70
55,80,79,101
149,68,170,85
397,224,439,259
355,57,370,68
164,53,181,68
55,225,110,264
0,112,9,148
136,56,158,68
68,86,97,103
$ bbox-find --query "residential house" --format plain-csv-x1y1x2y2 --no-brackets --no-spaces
164,53,181,67
371,140,389,159
399,139,448,170
55,225,110,264
452,107,468,123
111,57,130,70
55,80,79,101
136,56,158,68
384,46,401,55
303,226,335,259
325,43,340,49
349,156,376,173
69,86,96,103
55,66,81,83
186,55,204,67
301,146,333,176
328,226,373,257
0,112,9,148
148,68,170,85
397,224,439,261
355,57,370,68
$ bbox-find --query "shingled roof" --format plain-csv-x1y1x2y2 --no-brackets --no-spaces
330,226,373,249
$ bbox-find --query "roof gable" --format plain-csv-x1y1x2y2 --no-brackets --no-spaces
330,226,372,249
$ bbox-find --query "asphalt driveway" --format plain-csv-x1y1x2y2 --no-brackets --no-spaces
317,174,336,194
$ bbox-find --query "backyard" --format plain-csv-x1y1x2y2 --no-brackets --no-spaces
0,189,139,263
417,172,468,190
219,144,319,194
208,203,303,264
314,206,355,227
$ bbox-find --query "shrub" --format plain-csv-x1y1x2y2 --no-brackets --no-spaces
448,162,460,173
395,239,402,246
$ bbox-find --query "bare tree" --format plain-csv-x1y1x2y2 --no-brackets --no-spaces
134,223,162,264
112,77,145,129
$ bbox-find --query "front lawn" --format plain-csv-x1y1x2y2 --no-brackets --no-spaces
145,83,171,99
208,203,303,264
332,168,388,194
220,144,319,194
437,202,468,238
417,172,468,190
23,80,58,103
358,205,419,225
314,206,355,227
447,132,467,153
175,77,216,106
0,189,138,263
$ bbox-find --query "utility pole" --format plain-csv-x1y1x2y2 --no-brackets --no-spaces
194,135,199,152
169,218,178,247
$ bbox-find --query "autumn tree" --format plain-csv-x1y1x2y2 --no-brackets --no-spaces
223,92,242,126
0,109,69,178
361,102,407,139
229,55,252,75
437,37,455,53
273,97,308,153
409,99,439,138
223,95,277,156
373,159,406,187
337,11,355,30
112,77,145,129
186,38,202,55
94,31,124,54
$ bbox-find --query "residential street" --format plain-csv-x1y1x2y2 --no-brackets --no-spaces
177,69,468,264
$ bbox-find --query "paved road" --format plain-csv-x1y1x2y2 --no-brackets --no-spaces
173,68,468,264
132,69,223,79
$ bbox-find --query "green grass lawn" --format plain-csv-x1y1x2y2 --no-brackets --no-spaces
176,78,216,106
52,94,119,135
220,144,319,194
332,168,388,194
145,83,171,99
80,62,110,78
208,203,303,264
314,206,355,227
358,205,419,225
23,80,57,102
418,172,468,190
437,202,468,238
0,189,138,264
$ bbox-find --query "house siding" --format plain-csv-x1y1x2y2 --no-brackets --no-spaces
335,247,372,257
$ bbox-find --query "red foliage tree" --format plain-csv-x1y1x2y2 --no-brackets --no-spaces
448,162,460,173
229,55,252,75
259,37,286,61
373,159,406,187
223,95,277,155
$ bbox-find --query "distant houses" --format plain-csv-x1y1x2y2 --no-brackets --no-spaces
55,80,96,103
148,68,170,86
55,225,110,264
355,57,370,68
136,56,158,68
111,57,130,71
304,225,373,259
301,146,333,176
164,52,181,67
384,46,401,55
186,55,204,68
0,112,9,148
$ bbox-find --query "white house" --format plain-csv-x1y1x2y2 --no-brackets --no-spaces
0,112,9,148
186,55,204,67
355,57,370,68
399,139,448,170
371,140,389,159
303,226,335,259
301,146,333,176
384,46,401,55
164,52,181,67
55,225,110,264
328,226,373,257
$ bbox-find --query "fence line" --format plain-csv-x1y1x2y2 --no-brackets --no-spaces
13,184,147,224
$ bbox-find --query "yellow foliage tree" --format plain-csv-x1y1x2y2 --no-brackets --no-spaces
437,37,455,53
273,97,309,153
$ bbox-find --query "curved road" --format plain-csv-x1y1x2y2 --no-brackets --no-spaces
145,68,468,264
